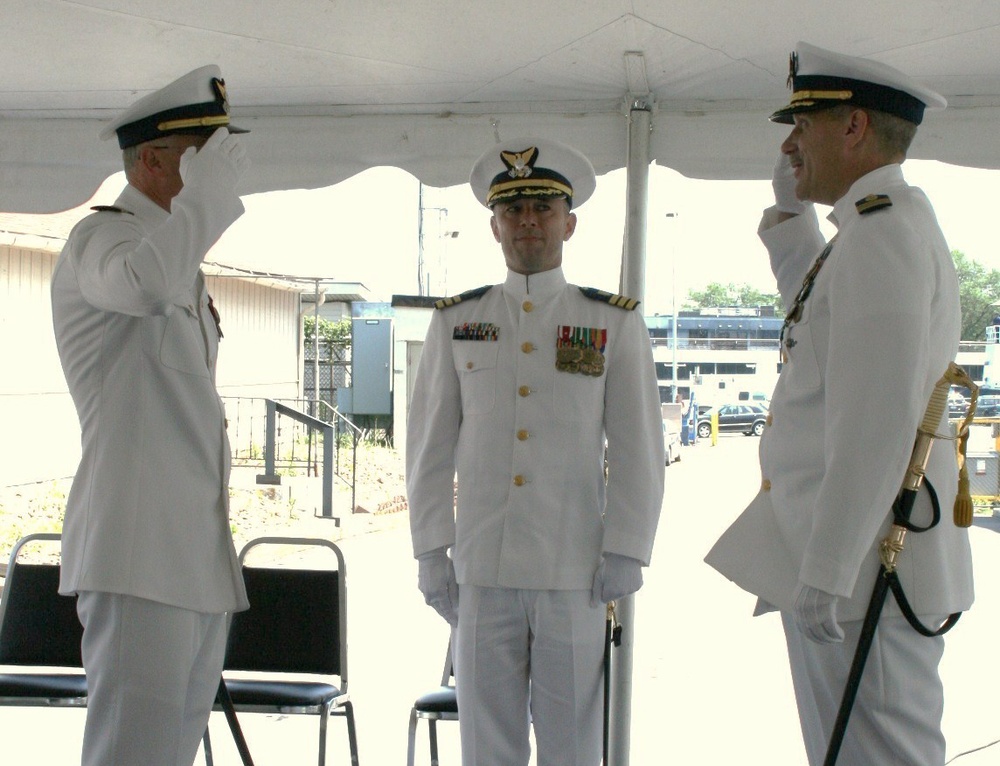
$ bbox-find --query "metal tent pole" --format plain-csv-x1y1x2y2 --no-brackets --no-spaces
610,92,653,766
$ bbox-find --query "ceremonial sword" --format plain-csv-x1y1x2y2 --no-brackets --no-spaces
823,362,978,766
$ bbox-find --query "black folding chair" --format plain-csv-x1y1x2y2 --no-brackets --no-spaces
206,536,358,766
406,637,458,766
0,532,87,709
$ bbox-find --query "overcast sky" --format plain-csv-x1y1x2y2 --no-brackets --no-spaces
210,157,999,315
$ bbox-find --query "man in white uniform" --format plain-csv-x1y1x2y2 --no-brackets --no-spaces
52,65,250,766
706,43,974,765
406,138,664,765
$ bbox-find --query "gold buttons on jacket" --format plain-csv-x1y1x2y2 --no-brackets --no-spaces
466,361,474,370
766,413,773,427
522,300,533,312
761,478,772,492
521,341,535,353
518,385,531,397
513,475,526,486
517,429,529,441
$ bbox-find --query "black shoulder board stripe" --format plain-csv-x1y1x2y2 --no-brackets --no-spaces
855,194,892,215
90,205,135,215
579,286,640,311
434,284,493,310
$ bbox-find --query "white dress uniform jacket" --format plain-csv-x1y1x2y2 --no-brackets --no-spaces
52,183,249,614
408,266,664,589
706,164,974,621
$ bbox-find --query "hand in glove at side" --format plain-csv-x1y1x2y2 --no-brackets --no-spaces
179,127,250,191
590,553,643,608
792,582,845,644
772,152,809,215
417,546,459,627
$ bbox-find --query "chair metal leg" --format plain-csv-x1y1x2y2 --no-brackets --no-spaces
345,701,360,766
428,719,440,766
318,708,328,766
202,726,214,766
406,708,418,766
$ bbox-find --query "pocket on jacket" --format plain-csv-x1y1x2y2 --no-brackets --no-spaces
454,342,500,414
159,304,210,378
553,368,606,422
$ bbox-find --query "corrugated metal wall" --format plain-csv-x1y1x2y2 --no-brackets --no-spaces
0,245,302,486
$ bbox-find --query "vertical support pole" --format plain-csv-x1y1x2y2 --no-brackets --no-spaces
611,94,653,766
264,399,276,479
256,399,281,486
321,425,334,519
313,280,321,417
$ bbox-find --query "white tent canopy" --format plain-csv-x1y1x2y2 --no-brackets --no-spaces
3,1,1000,213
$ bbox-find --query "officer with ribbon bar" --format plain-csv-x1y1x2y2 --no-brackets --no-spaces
705,42,974,765
406,137,664,765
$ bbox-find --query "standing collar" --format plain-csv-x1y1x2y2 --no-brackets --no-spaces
502,266,567,299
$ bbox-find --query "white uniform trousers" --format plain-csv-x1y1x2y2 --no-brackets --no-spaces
455,586,606,766
77,591,228,766
781,611,947,766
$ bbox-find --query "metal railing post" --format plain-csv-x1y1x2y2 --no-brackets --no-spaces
257,399,280,485
322,425,334,519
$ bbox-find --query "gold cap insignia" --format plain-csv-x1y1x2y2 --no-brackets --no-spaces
501,147,539,179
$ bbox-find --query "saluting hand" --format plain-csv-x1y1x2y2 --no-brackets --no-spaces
772,152,808,215
179,126,250,190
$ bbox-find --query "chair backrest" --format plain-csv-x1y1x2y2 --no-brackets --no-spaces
224,537,346,683
0,533,82,668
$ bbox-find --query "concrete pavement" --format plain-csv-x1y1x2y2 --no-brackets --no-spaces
5,435,1000,764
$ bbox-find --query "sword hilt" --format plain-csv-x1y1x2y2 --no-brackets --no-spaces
888,363,978,568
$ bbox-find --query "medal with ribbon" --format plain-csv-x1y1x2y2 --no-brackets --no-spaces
556,325,607,376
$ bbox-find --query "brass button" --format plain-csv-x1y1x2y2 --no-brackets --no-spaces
518,385,531,397
766,413,773,426
522,300,533,312
761,478,772,492
466,361,474,370
517,429,529,441
521,341,535,353
513,475,526,486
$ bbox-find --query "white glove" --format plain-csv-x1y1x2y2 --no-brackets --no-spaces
772,153,808,215
792,582,845,644
179,127,249,190
590,553,643,607
417,546,459,627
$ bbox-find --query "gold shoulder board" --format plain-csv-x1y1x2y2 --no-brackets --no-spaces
434,284,493,310
578,286,640,311
855,194,892,215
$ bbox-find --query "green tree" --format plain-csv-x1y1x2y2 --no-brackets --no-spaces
685,282,784,315
953,250,1000,341
303,316,352,347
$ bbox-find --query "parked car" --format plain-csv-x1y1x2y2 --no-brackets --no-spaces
976,395,1000,418
697,403,769,438
663,420,681,466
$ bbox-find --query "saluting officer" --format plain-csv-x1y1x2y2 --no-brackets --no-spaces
52,65,250,766
406,138,665,766
706,43,974,765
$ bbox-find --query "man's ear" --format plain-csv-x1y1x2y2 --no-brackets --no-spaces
490,214,501,243
843,108,871,150
136,144,165,177
564,211,578,242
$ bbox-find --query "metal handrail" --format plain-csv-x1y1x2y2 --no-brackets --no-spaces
253,399,363,522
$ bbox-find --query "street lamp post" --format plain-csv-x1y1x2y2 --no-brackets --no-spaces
666,213,679,401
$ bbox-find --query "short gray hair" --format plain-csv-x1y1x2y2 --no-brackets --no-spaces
122,145,140,175
828,104,917,158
